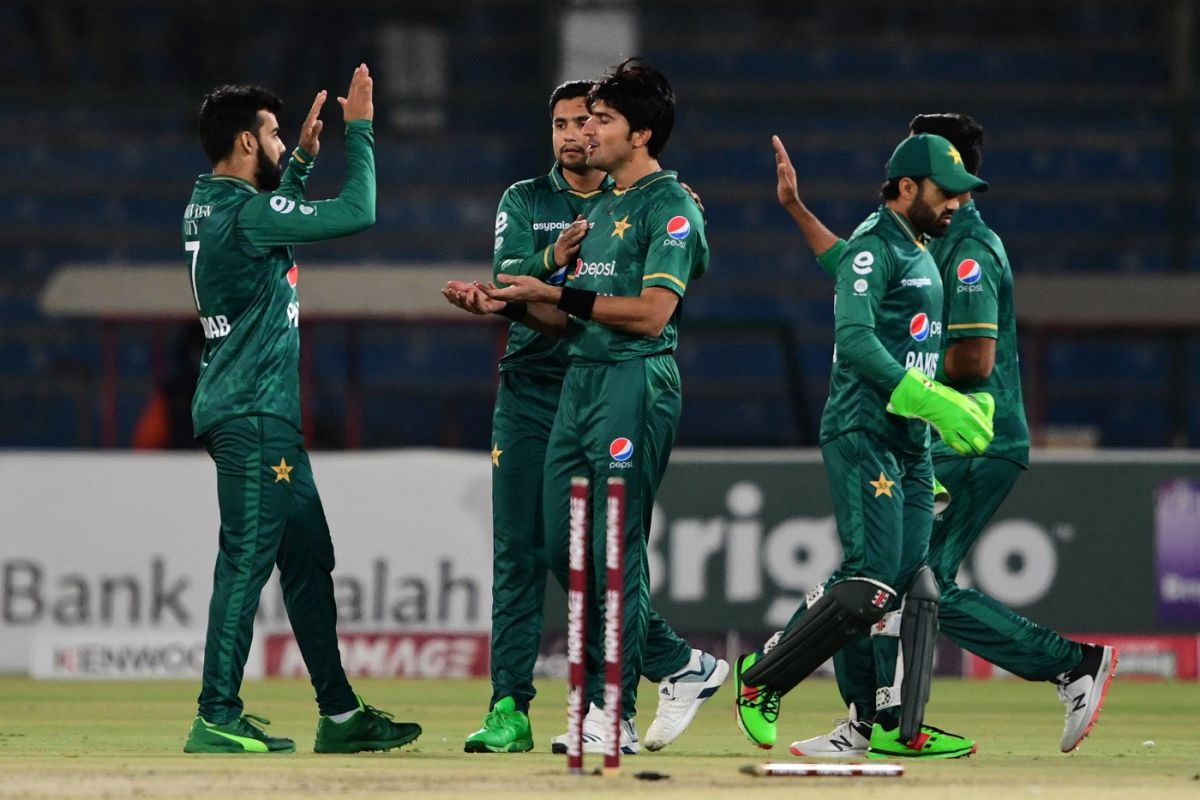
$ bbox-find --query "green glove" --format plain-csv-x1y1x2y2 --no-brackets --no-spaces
933,476,951,515
887,368,994,455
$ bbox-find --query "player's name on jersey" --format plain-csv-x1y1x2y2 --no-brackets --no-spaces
199,314,231,339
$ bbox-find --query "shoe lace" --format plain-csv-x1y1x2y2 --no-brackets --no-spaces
237,714,272,736
737,687,781,723
360,704,394,721
482,704,516,728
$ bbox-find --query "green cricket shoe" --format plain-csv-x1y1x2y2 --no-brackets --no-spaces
734,652,781,749
867,722,977,759
463,696,534,753
314,696,422,754
183,713,296,754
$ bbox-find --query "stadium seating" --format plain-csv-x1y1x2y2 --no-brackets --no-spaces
2,1,1195,447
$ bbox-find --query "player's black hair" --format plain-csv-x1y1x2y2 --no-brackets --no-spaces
549,80,593,114
909,113,985,174
197,84,283,165
587,58,675,158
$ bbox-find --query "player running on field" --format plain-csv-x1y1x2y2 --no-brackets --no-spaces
770,115,1117,759
734,133,995,760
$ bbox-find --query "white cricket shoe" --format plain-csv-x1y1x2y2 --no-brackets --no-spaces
789,704,871,758
550,703,640,755
644,649,730,751
1056,643,1118,752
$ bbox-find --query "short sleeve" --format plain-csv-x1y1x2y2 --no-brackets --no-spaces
943,238,1001,341
641,195,709,296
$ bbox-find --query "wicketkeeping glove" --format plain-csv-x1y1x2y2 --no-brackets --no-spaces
933,476,951,515
887,368,994,455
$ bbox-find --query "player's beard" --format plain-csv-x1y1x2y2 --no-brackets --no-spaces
255,144,284,192
908,186,952,238
558,146,589,174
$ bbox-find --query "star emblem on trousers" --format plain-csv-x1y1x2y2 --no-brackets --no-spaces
272,458,294,483
869,471,894,498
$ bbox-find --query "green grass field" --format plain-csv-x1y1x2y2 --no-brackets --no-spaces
1,675,1196,799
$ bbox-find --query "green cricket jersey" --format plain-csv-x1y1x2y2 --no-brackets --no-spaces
820,207,944,454
928,200,1029,465
564,171,708,363
493,164,613,379
183,120,376,437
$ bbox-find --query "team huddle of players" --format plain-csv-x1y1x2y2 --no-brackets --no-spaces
180,59,1116,759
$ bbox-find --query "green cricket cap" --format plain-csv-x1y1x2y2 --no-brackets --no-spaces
886,133,988,193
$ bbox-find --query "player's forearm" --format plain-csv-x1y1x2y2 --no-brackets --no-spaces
495,246,557,280
334,120,376,228
816,239,847,280
784,200,842,272
942,338,996,383
239,122,376,248
589,293,677,338
276,147,315,200
514,302,569,337
835,324,907,394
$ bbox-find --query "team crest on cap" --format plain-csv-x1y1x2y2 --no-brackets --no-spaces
287,265,299,288
666,216,691,240
609,437,634,462
956,258,981,285
909,312,931,342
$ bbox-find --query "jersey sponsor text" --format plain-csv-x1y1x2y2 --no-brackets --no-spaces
904,351,940,377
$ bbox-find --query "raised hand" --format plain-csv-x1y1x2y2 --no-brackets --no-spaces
338,63,374,123
298,90,327,156
553,216,588,268
773,135,801,210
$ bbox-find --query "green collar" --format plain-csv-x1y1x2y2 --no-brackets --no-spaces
549,163,612,196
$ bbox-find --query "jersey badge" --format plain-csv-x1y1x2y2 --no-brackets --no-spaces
666,216,691,240
852,251,874,274
612,215,632,239
909,312,931,342
609,437,634,464
956,258,982,284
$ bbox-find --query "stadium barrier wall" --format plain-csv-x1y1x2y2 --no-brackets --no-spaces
3,450,1197,678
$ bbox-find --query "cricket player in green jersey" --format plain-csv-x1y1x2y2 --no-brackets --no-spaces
771,114,1117,758
445,78,726,755
734,134,995,760
181,66,420,755
476,59,728,750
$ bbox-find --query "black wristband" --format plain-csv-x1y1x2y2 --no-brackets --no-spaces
496,302,527,321
556,286,597,320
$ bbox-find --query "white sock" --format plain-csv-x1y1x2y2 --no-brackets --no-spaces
328,708,358,723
